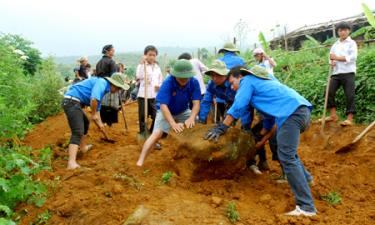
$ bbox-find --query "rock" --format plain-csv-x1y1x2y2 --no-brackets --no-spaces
123,205,150,225
168,124,256,181
211,196,223,206
259,194,272,204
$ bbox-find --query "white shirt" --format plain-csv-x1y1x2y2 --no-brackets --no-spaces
330,37,358,75
136,63,163,99
190,58,207,94
259,58,276,74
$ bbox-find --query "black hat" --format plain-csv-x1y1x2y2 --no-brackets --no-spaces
102,44,114,54
336,22,351,31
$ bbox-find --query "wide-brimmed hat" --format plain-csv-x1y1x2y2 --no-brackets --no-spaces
240,65,271,80
218,42,240,54
171,59,195,78
77,56,88,62
253,48,265,56
204,60,229,76
105,73,130,90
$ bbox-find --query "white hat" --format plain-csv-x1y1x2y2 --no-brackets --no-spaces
253,48,264,55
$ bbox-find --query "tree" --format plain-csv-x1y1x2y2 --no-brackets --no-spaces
0,34,42,75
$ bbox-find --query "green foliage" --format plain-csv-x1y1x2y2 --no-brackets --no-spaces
0,33,42,75
321,191,342,205
0,38,63,138
32,210,51,225
0,146,52,222
226,201,240,223
161,171,173,184
272,43,375,123
305,35,321,46
362,3,375,28
258,32,271,54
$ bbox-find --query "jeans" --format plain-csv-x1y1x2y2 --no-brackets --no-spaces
277,106,315,212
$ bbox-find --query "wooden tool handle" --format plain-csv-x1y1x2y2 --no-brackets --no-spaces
352,120,375,143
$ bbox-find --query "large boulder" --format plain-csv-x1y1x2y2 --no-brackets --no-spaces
167,124,256,181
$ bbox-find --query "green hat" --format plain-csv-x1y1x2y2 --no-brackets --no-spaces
240,65,271,80
204,60,229,76
172,59,195,78
105,73,130,90
218,42,240,54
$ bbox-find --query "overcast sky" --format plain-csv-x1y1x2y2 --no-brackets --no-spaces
0,0,373,56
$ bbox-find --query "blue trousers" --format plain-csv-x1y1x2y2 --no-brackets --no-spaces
277,106,315,212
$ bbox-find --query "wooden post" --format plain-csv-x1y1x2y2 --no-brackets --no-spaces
214,47,217,56
233,37,237,45
332,22,336,39
284,26,288,51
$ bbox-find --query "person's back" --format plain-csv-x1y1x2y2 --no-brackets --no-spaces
190,58,207,95
219,52,245,69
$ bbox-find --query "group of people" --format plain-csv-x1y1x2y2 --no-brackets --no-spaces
61,21,358,217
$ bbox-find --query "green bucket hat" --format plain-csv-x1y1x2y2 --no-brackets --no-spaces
172,59,195,78
218,42,240,54
105,73,130,90
240,65,271,80
204,60,229,76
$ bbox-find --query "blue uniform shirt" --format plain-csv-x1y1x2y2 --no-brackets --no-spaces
219,52,245,69
227,75,312,129
156,76,201,115
199,80,252,127
65,77,110,111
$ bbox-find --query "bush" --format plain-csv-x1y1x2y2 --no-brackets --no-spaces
245,44,375,123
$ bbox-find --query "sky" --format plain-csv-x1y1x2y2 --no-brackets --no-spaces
0,0,373,56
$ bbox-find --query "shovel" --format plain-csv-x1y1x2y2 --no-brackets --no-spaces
138,63,150,140
320,67,333,148
119,94,128,132
335,120,375,154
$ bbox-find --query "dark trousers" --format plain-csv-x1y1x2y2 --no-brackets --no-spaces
137,97,156,133
327,73,356,115
62,99,89,145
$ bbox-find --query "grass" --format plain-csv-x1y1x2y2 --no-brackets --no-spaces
226,201,240,223
161,171,173,184
32,210,51,225
321,191,342,205
113,173,144,191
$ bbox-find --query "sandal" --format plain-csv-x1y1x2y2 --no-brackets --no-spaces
340,119,353,127
318,116,338,123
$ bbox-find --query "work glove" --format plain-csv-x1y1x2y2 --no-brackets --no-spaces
204,123,229,142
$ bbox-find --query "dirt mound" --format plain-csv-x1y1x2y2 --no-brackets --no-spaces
168,124,255,181
18,104,375,225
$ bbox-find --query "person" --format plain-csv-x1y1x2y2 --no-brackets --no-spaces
218,42,245,69
117,63,126,73
136,59,201,166
136,45,163,135
178,52,208,95
216,43,246,121
62,73,129,170
253,48,277,74
86,63,92,78
73,56,90,83
204,65,316,216
96,44,118,78
325,21,358,126
100,72,128,126
198,61,252,129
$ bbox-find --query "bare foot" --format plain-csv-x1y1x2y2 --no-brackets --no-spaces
136,160,143,167
81,144,93,154
67,161,81,170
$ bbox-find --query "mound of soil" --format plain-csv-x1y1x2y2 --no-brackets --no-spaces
168,124,255,181
17,104,375,225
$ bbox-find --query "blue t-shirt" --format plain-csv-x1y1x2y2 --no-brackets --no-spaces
227,75,312,129
219,52,245,69
156,76,201,115
65,77,110,111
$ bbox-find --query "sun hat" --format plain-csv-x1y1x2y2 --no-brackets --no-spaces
253,48,265,56
105,73,130,90
171,59,195,78
204,60,229,76
240,65,271,80
218,42,240,54
77,56,88,62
